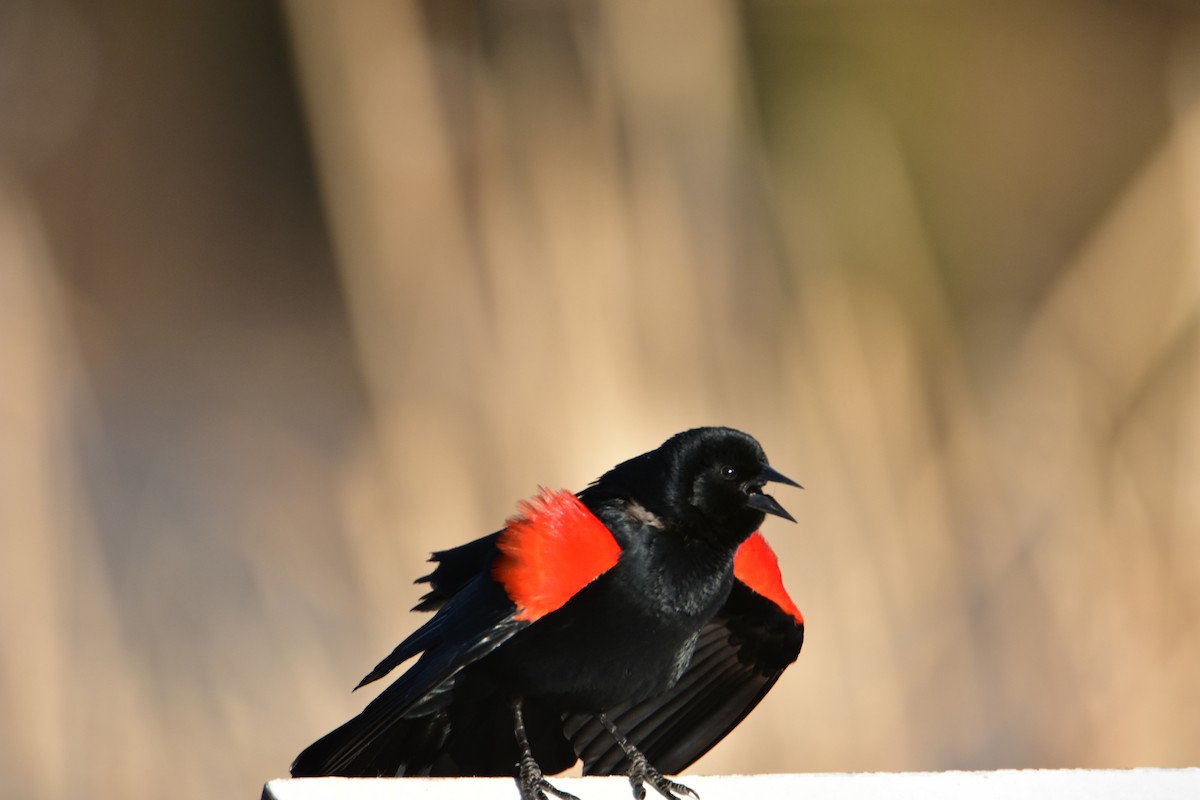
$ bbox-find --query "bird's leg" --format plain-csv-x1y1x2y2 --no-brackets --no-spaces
597,713,700,800
513,699,580,800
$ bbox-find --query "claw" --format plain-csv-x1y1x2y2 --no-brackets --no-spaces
625,749,699,800
517,753,580,800
513,699,579,800
597,713,700,800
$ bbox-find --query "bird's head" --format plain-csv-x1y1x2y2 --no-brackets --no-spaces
593,427,801,547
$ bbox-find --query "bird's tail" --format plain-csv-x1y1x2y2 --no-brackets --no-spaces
290,690,578,779
290,707,451,778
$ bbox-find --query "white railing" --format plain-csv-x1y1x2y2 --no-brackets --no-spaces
264,769,1199,800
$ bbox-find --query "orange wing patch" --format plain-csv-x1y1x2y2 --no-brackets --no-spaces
733,532,803,624
493,489,621,622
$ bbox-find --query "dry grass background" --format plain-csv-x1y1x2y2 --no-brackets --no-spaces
2,2,1199,799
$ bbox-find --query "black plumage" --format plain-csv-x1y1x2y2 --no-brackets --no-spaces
290,427,804,800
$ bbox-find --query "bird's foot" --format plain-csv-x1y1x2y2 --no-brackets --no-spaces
625,750,700,800
516,753,580,800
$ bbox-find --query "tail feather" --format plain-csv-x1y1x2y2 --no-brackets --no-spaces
290,688,578,779
291,709,451,777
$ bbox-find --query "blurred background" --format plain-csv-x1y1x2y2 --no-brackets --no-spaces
2,1,1199,798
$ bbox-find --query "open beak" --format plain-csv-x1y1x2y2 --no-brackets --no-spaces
761,465,802,489
747,491,796,522
746,465,802,523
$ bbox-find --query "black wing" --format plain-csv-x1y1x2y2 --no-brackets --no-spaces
562,579,803,775
290,574,526,777
412,532,503,612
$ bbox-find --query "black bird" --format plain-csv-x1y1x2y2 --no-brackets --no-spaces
290,427,804,800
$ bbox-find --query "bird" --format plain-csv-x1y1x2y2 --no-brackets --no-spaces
290,426,804,800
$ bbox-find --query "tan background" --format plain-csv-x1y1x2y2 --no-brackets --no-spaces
2,2,1199,800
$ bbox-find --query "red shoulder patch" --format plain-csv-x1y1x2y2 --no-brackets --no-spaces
492,488,621,622
733,532,803,624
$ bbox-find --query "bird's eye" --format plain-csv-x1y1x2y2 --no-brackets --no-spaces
720,465,738,481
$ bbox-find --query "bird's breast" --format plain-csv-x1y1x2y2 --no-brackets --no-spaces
482,538,734,711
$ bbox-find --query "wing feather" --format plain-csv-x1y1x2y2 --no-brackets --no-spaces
565,579,803,775
293,489,623,778
291,575,525,776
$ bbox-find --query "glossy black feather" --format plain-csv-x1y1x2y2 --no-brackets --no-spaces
289,427,802,787
291,575,526,776
562,580,803,775
413,532,502,612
